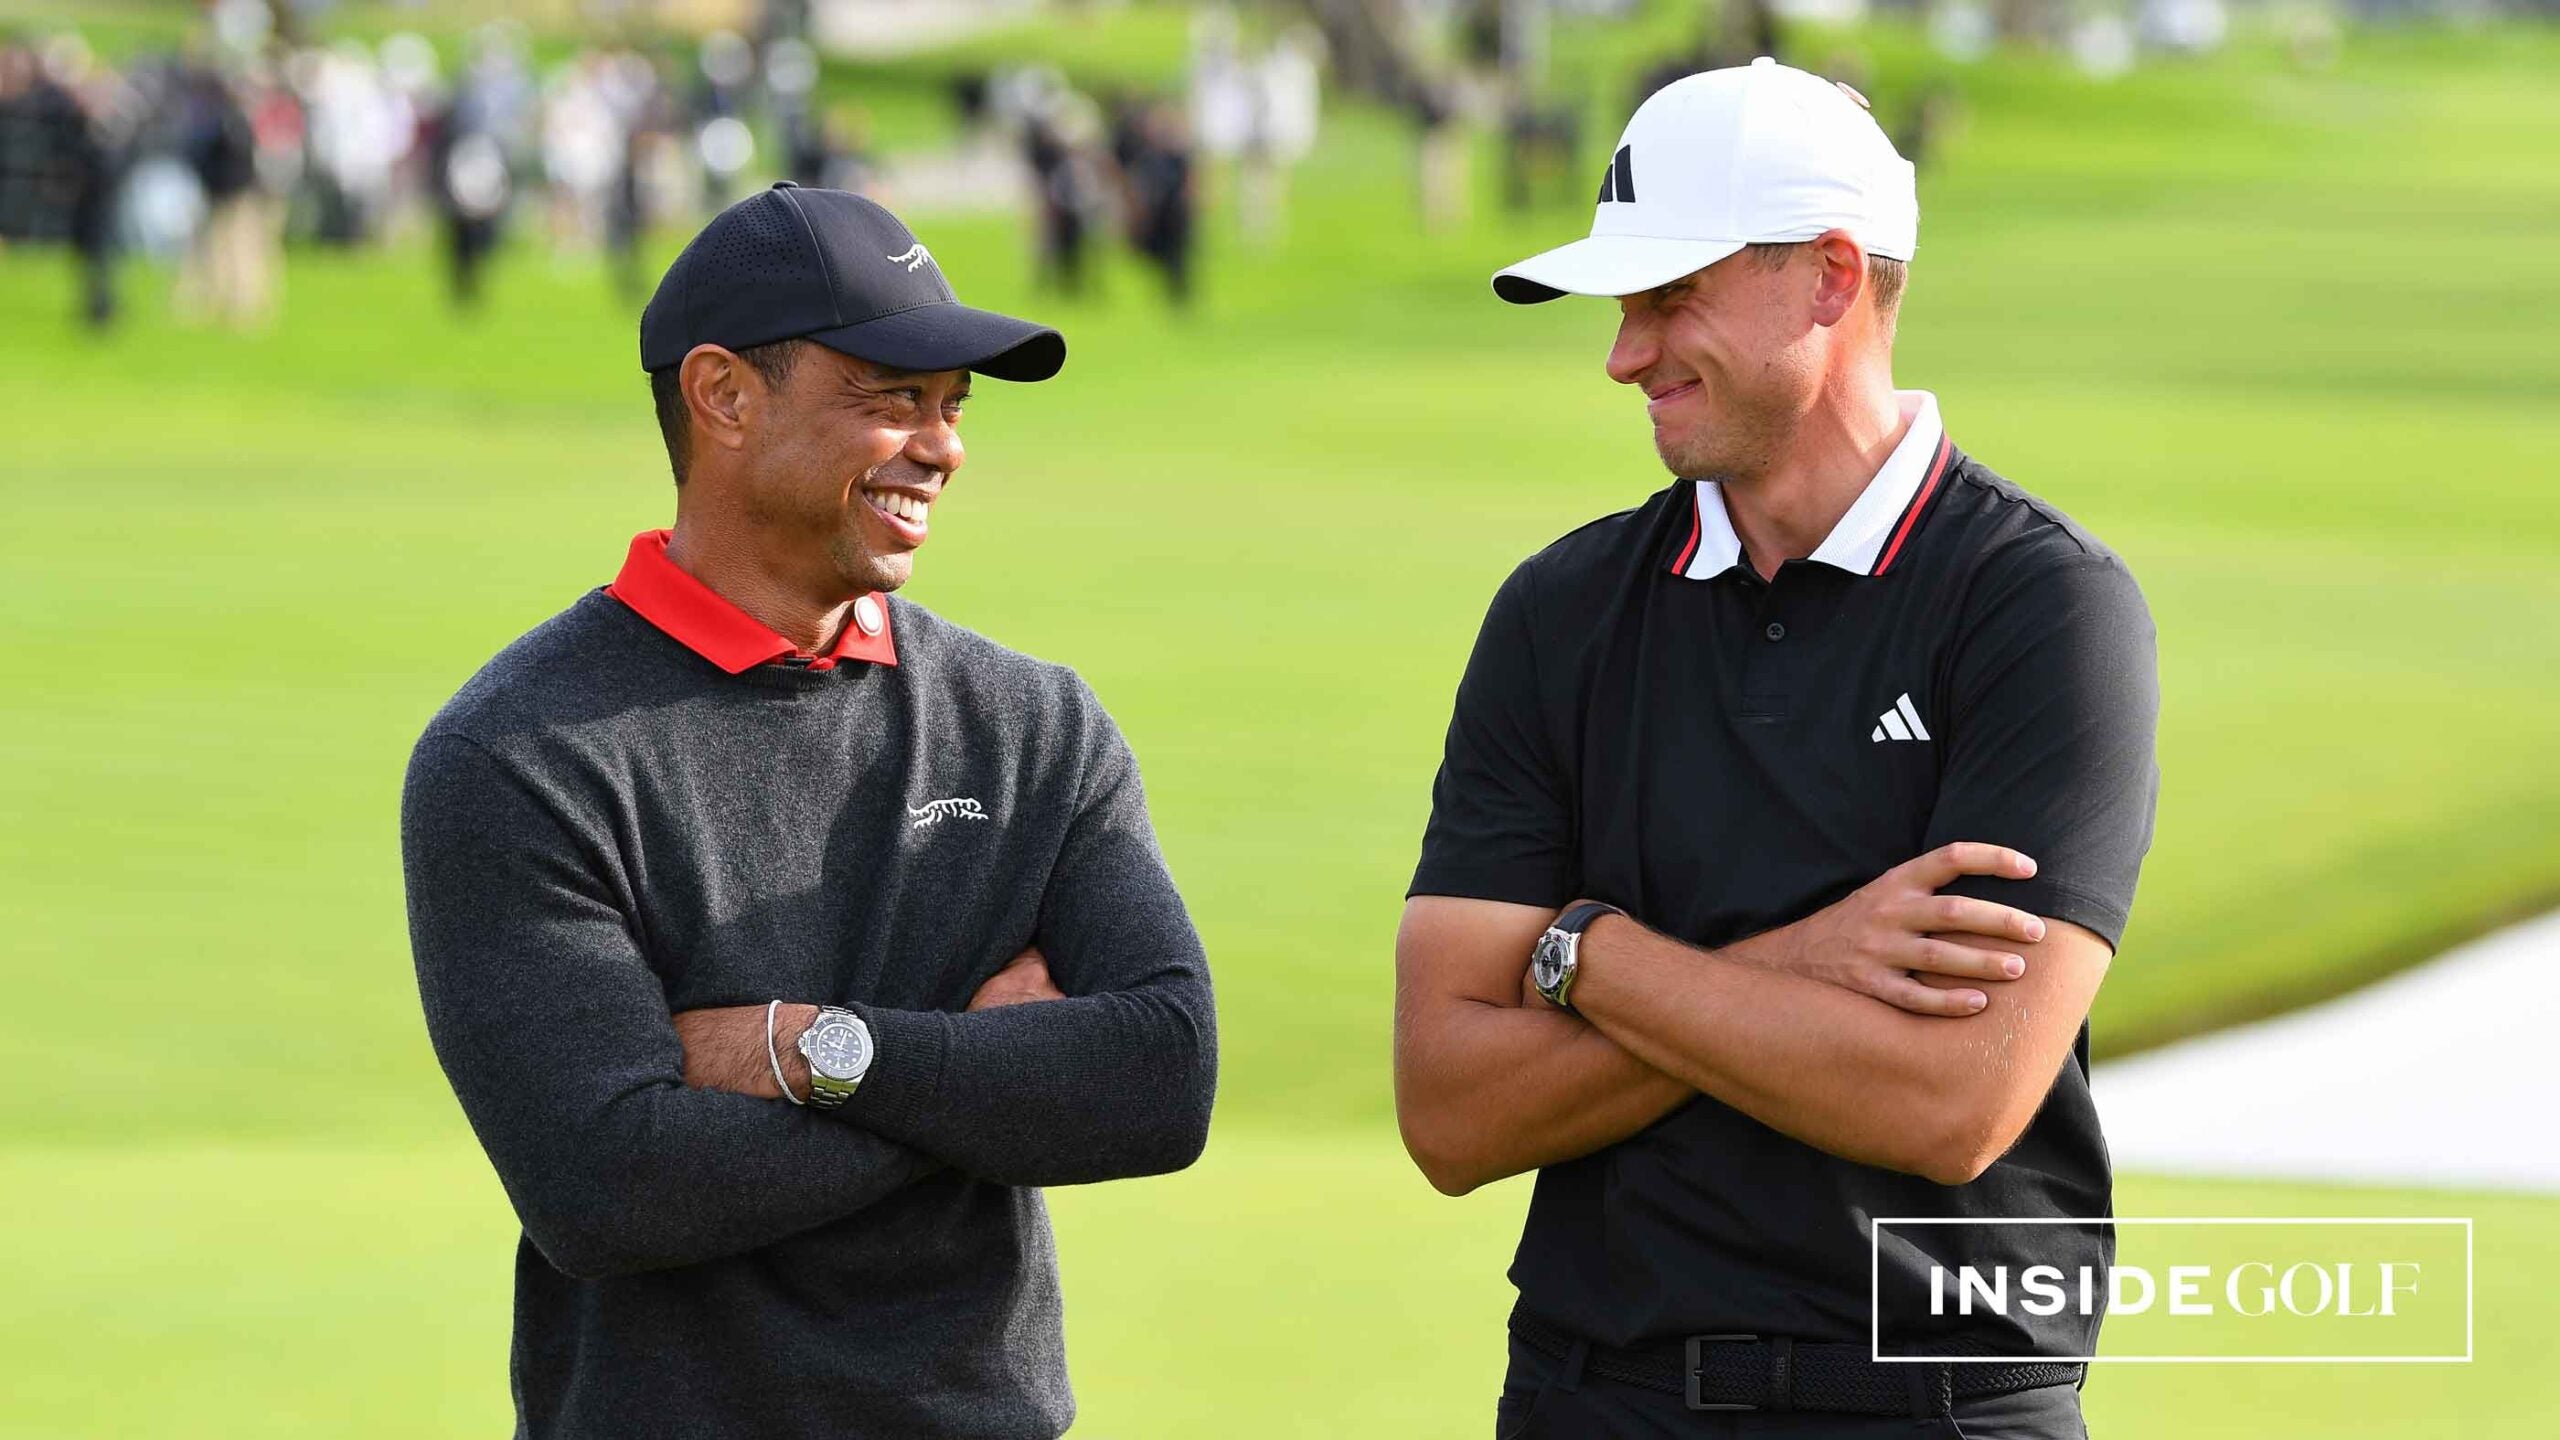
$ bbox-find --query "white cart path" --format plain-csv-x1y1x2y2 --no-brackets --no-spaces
2093,908,2560,1194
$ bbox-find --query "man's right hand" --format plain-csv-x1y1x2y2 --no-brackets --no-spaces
1750,843,2048,1017
968,946,1065,1011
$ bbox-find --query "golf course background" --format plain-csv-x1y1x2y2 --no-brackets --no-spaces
3,5,2556,1435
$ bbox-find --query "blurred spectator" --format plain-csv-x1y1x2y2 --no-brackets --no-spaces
1410,77,1467,234
1022,85,1105,296
171,60,277,327
786,102,875,194
781,103,831,189
426,54,513,311
1501,99,1580,213
1895,79,1959,174
1237,23,1320,248
299,40,406,245
1118,99,1196,307
0,33,123,326
692,30,756,209
605,53,680,301
542,52,628,254
1187,6,1253,175
1182,8,1321,249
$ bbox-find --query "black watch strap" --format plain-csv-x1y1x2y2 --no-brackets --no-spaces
1534,901,1625,1015
1554,900,1622,936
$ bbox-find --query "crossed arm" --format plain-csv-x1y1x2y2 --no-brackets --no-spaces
671,932,1214,1192
1393,843,2111,1196
402,729,1214,1282
1398,547,2152,1196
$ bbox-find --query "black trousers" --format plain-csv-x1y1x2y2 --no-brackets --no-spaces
1495,1333,2090,1440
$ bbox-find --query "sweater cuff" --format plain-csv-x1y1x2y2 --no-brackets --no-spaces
841,1003,950,1132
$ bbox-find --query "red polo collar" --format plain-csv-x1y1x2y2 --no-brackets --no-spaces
606,529,898,673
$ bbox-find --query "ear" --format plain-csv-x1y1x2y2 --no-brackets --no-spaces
1806,229,1870,329
678,344,761,457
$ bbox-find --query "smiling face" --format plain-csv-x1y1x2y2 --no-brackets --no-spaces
733,343,970,597
1605,246,1833,484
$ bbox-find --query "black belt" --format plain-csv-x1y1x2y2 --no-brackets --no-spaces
1511,1310,2083,1418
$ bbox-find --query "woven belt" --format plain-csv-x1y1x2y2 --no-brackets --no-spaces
1511,1310,2083,1417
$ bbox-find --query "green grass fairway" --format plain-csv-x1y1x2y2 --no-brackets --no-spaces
3,17,2557,1437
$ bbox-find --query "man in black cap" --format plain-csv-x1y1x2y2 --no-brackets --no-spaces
401,183,1217,1438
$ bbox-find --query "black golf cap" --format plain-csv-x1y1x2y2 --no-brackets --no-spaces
640,182,1065,382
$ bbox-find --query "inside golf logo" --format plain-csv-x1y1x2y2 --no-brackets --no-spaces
1870,1218,2471,1363
1929,1257,2423,1320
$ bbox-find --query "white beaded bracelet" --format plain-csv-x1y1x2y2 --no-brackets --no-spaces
767,999,806,1105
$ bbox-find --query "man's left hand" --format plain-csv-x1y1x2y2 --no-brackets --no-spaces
969,946,1065,1010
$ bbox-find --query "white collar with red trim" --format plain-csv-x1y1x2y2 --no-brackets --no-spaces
1674,390,1950,581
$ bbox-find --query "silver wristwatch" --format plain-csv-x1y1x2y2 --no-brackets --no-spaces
795,1006,875,1109
1529,901,1624,1014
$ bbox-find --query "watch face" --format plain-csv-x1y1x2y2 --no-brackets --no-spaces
805,1018,872,1080
1530,931,1567,992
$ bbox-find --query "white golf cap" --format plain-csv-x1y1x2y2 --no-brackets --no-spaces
1494,57,1918,304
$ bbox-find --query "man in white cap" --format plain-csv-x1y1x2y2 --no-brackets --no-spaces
1395,60,2160,1436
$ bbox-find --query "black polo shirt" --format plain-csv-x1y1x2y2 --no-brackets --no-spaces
1411,392,2160,1356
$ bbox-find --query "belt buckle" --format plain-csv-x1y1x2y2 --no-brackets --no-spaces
1684,1333,1761,1412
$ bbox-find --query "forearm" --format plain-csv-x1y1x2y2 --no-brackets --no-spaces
844,697,1222,1188
406,733,941,1279
830,977,1217,1188
1569,916,1995,1182
477,1079,940,1280
1396,995,1692,1196
426,981,941,1278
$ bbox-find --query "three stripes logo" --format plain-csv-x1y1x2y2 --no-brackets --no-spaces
1595,145,1636,204
1871,693,1931,744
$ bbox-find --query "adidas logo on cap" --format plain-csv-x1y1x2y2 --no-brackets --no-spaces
1495,57,1919,305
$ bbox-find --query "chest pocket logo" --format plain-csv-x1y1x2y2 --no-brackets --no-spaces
1870,692,1932,744
908,797,990,829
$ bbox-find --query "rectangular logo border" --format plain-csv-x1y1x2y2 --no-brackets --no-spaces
1867,1216,2474,1364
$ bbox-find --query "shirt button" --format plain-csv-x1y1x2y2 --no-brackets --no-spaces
1764,621,1787,642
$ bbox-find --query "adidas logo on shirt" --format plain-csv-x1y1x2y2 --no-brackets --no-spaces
1871,693,1931,744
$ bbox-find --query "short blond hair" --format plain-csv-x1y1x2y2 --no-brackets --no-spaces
1743,240,1906,323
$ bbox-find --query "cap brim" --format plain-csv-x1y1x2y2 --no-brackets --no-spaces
806,301,1067,382
1492,234,1749,304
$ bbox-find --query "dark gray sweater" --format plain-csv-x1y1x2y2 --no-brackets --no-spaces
400,588,1217,1439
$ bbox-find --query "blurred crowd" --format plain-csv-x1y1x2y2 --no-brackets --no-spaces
0,0,2368,338
0,10,873,330
0,4,1327,330
953,12,1321,309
